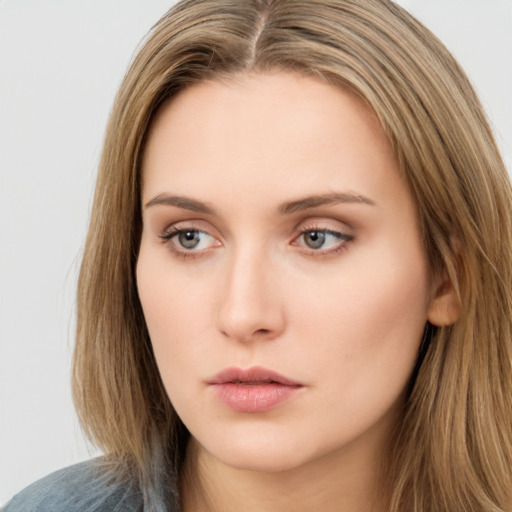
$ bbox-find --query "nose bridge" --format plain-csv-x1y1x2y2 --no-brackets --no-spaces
216,241,284,342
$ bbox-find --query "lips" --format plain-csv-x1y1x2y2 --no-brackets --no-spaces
207,366,303,413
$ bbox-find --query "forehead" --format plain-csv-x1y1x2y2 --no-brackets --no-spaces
141,71,404,213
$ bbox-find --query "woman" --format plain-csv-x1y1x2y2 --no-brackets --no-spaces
5,0,512,511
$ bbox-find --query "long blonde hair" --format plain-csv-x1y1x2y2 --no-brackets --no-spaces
73,1,512,510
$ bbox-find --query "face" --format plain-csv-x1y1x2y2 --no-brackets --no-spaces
137,72,438,475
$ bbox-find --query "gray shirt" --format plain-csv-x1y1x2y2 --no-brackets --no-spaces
3,460,144,512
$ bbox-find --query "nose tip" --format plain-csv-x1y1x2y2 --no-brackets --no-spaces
218,289,285,343
219,316,278,343
216,254,285,343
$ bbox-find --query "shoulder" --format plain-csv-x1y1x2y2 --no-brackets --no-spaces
2,459,143,512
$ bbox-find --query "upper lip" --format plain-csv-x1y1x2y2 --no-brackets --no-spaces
207,366,303,386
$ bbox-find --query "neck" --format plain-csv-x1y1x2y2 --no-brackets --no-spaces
181,435,389,512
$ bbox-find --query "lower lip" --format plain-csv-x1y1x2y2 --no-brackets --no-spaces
211,382,302,413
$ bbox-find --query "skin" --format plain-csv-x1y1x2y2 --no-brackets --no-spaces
137,72,450,512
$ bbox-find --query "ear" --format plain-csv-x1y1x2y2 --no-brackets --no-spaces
427,275,461,326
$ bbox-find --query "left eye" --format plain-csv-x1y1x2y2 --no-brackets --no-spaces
297,229,351,250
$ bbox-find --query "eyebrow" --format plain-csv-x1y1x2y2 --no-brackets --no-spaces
277,192,376,214
144,191,376,215
144,194,216,214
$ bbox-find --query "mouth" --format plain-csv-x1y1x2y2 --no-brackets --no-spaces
207,366,304,413
208,366,302,386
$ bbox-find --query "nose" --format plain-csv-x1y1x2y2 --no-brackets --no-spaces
216,247,286,343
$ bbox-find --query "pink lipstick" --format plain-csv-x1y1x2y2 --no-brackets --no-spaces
207,366,303,413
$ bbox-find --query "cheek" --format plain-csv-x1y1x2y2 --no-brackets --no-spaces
136,247,214,376
289,242,431,393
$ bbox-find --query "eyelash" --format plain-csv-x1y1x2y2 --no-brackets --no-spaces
159,226,218,259
293,226,354,257
159,224,355,259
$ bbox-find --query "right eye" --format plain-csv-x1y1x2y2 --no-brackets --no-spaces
160,227,220,256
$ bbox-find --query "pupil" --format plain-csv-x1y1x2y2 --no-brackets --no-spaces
306,231,325,249
179,231,200,249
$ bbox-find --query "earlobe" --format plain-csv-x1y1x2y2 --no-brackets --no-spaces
427,278,461,326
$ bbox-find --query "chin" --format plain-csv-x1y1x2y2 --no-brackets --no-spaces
212,444,314,474
191,422,339,474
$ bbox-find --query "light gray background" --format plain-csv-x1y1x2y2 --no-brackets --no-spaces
1,0,511,505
